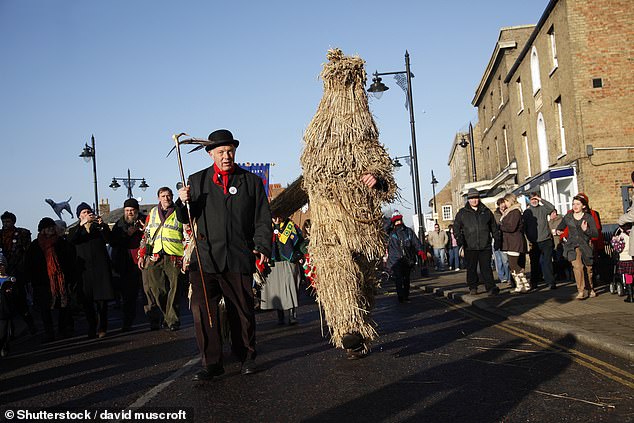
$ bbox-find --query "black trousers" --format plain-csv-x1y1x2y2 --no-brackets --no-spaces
189,269,256,368
390,260,411,301
119,268,141,329
33,288,72,337
529,239,555,286
464,248,495,290
83,299,108,335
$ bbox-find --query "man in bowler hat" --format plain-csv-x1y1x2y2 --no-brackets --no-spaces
177,129,272,381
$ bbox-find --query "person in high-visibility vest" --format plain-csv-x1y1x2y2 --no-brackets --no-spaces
138,187,184,331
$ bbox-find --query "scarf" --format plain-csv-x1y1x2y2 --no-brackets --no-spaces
37,233,68,308
158,205,175,222
500,203,522,221
212,163,235,194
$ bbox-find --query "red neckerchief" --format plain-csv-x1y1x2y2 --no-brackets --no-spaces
213,163,235,194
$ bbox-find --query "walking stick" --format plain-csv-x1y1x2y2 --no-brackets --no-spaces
172,133,213,328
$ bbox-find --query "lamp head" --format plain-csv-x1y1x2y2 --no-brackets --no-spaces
109,178,121,190
79,144,94,162
367,73,388,98
458,137,469,149
139,179,149,191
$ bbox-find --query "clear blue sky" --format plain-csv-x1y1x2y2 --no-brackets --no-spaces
1,0,547,234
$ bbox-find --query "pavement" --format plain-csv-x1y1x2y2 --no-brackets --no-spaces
409,268,634,362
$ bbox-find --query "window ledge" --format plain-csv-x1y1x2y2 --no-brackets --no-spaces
549,65,558,77
533,88,541,97
557,152,567,160
517,107,524,116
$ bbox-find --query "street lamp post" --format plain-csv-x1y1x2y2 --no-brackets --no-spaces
431,170,439,223
368,51,425,237
458,122,477,182
109,169,149,199
79,134,99,213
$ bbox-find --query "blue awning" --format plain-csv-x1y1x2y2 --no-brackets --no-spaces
513,167,574,196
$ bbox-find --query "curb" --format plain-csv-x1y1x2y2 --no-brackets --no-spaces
412,281,634,363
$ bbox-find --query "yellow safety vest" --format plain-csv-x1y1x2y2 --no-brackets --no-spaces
148,208,184,257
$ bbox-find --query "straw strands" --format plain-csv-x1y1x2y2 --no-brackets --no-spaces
300,48,396,348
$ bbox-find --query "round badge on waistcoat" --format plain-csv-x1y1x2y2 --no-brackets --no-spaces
274,229,279,235
229,186,237,195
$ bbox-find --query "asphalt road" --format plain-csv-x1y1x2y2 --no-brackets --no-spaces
1,285,633,423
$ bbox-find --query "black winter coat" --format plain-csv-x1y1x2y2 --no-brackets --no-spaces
176,165,272,274
25,237,76,290
453,202,499,251
110,213,146,274
68,223,114,301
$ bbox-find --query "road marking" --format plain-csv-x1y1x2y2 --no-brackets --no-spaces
429,295,634,389
109,356,200,422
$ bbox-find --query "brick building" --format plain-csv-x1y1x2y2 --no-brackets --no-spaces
450,0,634,222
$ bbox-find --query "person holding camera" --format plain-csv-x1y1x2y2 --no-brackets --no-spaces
68,202,114,339
110,198,147,332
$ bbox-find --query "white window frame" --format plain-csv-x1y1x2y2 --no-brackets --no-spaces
498,76,504,108
548,26,558,74
524,133,532,178
555,97,567,156
442,205,452,221
530,46,542,95
503,126,510,166
536,112,549,172
516,77,524,113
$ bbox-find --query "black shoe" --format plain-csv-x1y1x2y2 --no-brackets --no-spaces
240,359,257,375
149,321,160,331
487,286,500,296
342,333,363,350
168,324,180,332
192,364,225,382
550,284,557,290
121,326,132,333
346,346,368,360
1,344,9,357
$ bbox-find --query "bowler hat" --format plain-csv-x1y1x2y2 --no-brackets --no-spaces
466,188,480,199
205,129,240,152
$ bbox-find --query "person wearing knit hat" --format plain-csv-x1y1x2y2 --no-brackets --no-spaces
37,217,56,233
390,210,403,223
123,198,140,210
68,201,114,339
386,211,425,303
25,215,76,341
110,198,147,332
75,202,93,219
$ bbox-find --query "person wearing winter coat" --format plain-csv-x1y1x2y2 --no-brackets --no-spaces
25,217,76,342
386,212,425,303
499,194,528,293
453,188,500,296
68,202,114,338
556,194,599,300
110,198,147,332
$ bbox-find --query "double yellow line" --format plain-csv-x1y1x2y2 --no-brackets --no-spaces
432,295,634,390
